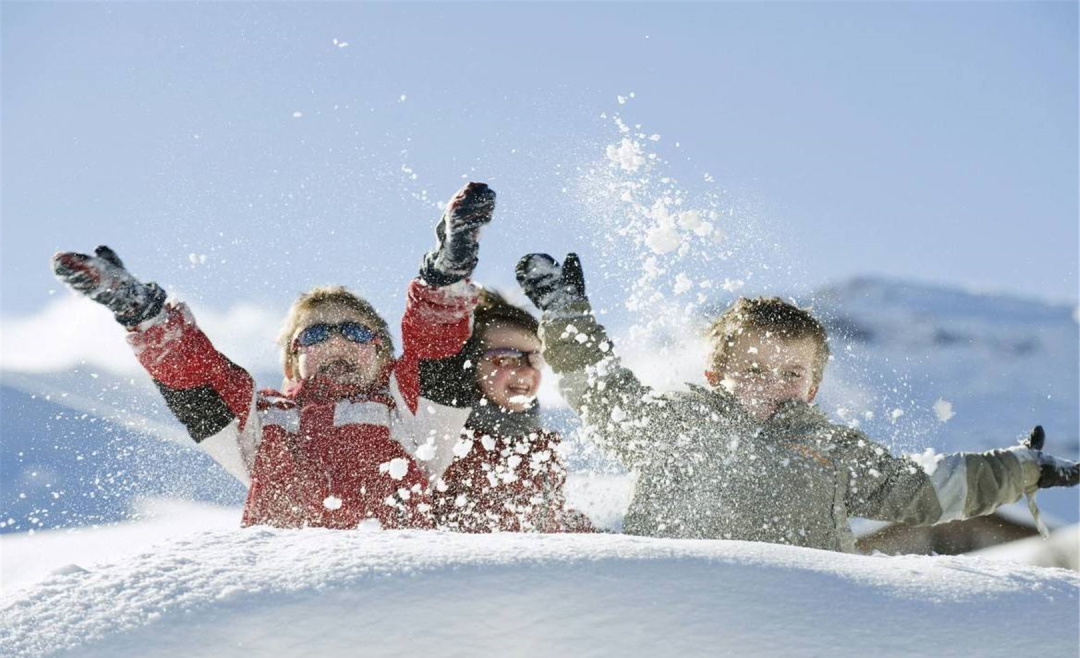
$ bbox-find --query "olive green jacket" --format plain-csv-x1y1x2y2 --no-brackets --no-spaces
542,303,1041,552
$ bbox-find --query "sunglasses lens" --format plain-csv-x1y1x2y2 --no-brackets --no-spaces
297,323,332,347
485,348,532,368
339,323,376,344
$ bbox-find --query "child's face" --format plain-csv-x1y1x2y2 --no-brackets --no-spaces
289,303,387,389
706,328,820,422
476,323,543,413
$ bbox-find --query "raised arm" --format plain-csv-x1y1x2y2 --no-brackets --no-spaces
516,253,680,469
390,184,492,480
52,246,259,485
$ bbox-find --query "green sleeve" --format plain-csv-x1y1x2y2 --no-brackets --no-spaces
540,302,682,470
838,428,1040,525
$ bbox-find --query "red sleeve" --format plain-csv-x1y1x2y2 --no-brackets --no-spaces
394,279,479,414
127,303,256,433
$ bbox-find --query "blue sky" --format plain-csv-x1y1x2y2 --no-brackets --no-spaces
3,1,1077,336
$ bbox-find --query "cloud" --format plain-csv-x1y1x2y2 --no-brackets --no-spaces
0,295,283,376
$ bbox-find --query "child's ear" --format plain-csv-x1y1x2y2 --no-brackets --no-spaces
283,354,297,382
807,384,819,403
705,370,723,387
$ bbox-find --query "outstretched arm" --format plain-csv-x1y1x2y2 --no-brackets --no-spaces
52,246,259,485
842,425,1076,529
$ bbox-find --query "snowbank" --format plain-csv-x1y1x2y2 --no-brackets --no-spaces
2,528,1077,658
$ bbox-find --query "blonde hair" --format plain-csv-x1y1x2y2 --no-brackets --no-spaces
278,286,394,376
707,296,830,386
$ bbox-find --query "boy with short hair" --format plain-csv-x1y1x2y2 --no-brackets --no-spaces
516,253,1079,552
52,182,495,530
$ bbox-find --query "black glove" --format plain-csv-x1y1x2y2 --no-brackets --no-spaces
51,246,167,329
418,182,496,287
515,252,588,313
1023,425,1079,489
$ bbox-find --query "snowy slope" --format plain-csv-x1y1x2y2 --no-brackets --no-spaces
2,529,1077,658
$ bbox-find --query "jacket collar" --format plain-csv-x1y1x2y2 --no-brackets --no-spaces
687,384,830,435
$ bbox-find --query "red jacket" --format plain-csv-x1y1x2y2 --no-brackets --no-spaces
432,423,595,533
127,279,477,530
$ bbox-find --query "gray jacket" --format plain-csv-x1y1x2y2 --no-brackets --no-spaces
542,303,1040,552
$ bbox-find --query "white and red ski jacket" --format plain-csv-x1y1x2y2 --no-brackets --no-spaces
126,279,478,530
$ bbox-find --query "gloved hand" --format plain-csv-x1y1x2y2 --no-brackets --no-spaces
1023,426,1079,489
51,246,167,328
515,252,588,313
418,182,496,287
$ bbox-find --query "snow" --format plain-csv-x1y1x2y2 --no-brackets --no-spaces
2,518,1077,658
933,398,956,423
378,457,410,481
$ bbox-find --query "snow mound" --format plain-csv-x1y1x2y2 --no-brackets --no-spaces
2,530,1077,657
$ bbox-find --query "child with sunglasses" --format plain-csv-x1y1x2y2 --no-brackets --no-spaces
51,182,496,530
421,290,593,533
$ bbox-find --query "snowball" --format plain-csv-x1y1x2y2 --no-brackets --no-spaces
379,458,410,480
605,138,645,172
323,496,343,510
452,439,474,458
645,225,682,255
676,210,702,231
673,273,693,295
933,398,955,423
909,448,942,475
414,443,436,462
357,518,382,532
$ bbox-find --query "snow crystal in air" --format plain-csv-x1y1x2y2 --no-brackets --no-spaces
323,496,343,510
452,439,474,458
379,458,410,480
292,111,303,118
909,448,942,475
332,38,349,48
645,224,681,255
673,273,693,295
507,395,536,406
606,138,646,172
414,443,436,462
933,398,955,422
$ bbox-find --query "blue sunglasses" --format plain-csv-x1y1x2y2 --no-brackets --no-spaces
294,322,379,348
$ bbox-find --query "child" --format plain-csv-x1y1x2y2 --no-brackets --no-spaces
421,290,593,532
51,182,496,530
515,253,1079,552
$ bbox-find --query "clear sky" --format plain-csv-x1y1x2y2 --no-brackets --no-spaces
3,1,1077,334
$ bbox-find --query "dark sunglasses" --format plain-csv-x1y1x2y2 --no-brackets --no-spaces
482,347,544,369
294,322,379,348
